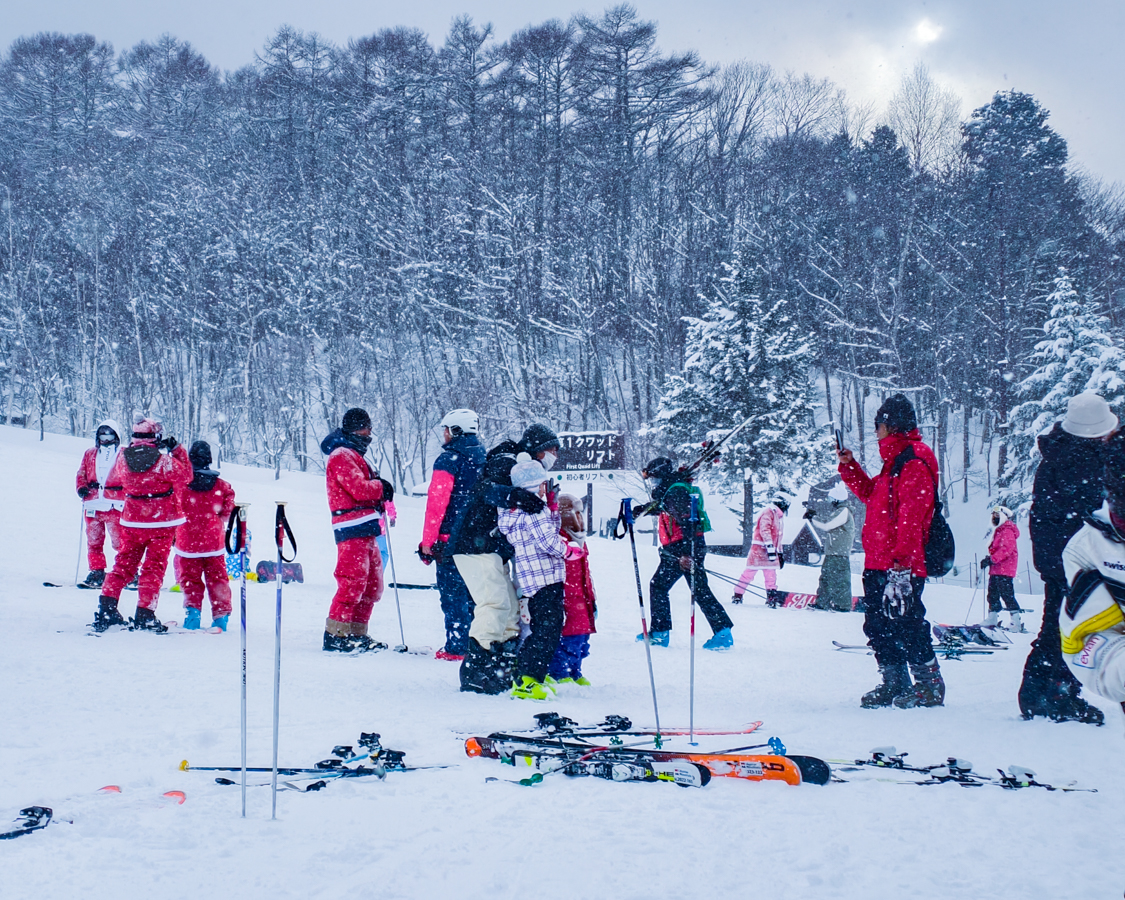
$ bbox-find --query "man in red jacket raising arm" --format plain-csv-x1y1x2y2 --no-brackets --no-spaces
838,394,946,708
320,408,393,653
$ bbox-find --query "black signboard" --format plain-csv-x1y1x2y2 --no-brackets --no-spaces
557,431,625,471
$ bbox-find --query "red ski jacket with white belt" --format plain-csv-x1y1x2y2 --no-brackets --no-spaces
109,442,193,529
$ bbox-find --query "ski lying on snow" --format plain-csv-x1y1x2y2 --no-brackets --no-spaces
466,734,830,786
486,750,711,787
522,712,764,738
831,748,1096,792
832,640,995,656
1,786,186,839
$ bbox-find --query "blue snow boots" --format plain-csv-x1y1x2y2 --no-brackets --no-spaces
702,627,734,651
183,608,201,630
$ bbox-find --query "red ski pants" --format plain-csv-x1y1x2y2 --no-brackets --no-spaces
103,526,176,609
178,554,233,618
85,509,121,571
328,536,384,625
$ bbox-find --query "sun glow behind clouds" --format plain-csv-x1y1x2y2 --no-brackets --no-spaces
914,18,943,43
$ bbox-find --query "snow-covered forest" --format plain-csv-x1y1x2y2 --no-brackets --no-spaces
1,5,1123,496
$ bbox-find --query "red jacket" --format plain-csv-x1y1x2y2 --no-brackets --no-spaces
839,429,937,577
987,519,1020,578
75,446,125,513
176,476,237,555
561,543,597,636
109,442,193,529
326,446,385,534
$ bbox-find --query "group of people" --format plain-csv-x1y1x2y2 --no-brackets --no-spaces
78,418,235,634
76,389,1125,721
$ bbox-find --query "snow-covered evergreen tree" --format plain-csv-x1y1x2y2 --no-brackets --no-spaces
1002,268,1125,498
652,249,832,492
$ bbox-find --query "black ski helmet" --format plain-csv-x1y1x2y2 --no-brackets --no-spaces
643,457,675,481
342,407,372,434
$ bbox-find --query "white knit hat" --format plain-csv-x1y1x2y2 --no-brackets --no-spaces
510,453,548,490
828,483,849,503
1062,392,1118,439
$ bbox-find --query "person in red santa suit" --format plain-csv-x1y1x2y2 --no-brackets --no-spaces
75,419,125,588
175,441,237,632
319,408,394,652
94,417,193,632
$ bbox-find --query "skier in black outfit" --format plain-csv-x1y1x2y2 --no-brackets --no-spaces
639,458,734,650
450,424,561,694
1020,392,1117,724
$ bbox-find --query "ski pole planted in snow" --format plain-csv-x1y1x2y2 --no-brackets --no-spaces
271,501,297,820
225,502,250,817
688,493,699,746
382,508,408,652
614,498,661,740
74,507,85,586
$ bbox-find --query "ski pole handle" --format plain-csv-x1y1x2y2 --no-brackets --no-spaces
690,494,699,524
226,503,250,555
275,502,297,562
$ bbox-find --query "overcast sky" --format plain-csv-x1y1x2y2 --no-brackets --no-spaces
3,1,1122,184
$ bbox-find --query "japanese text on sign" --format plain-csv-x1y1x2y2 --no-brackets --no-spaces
557,432,625,471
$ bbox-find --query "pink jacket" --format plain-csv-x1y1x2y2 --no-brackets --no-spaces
110,443,193,529
176,477,237,556
988,519,1020,578
747,504,784,568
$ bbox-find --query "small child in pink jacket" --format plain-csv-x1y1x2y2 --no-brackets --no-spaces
981,505,1023,631
733,495,789,608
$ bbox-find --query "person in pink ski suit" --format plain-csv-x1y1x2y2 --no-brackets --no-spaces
548,493,597,684
319,408,393,653
733,496,788,608
175,441,237,631
980,505,1023,631
94,418,193,632
75,419,125,588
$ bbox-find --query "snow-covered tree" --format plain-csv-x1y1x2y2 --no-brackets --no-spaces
1002,268,1125,496
652,249,833,493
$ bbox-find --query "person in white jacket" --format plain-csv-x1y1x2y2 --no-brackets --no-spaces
811,483,856,611
1059,438,1125,717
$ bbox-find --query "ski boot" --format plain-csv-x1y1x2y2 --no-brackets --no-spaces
893,659,946,708
861,663,912,708
702,627,734,651
211,615,229,632
323,619,356,653
183,607,201,630
459,639,509,694
511,676,551,701
131,607,168,633
637,630,670,647
349,624,387,653
982,609,1000,628
82,569,106,589
1007,612,1027,634
92,596,127,633
731,593,744,605
765,590,785,609
124,577,140,591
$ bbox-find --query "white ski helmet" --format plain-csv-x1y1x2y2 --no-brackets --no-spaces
440,408,479,436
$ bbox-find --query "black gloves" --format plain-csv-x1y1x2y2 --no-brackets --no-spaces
160,435,178,451
78,481,99,499
379,478,395,503
778,554,786,569
417,543,436,566
803,507,816,520
979,557,991,570
510,488,545,514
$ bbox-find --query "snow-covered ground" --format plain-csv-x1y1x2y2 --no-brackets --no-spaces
2,424,1121,899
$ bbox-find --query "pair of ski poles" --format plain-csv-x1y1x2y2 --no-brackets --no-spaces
224,501,297,821
617,495,711,746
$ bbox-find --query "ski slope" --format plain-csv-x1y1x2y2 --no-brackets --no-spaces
1,424,1121,899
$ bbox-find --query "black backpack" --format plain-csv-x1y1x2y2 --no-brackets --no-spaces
890,446,956,578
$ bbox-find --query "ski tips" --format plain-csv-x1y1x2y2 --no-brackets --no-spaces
465,738,483,758
163,791,186,805
98,785,122,794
